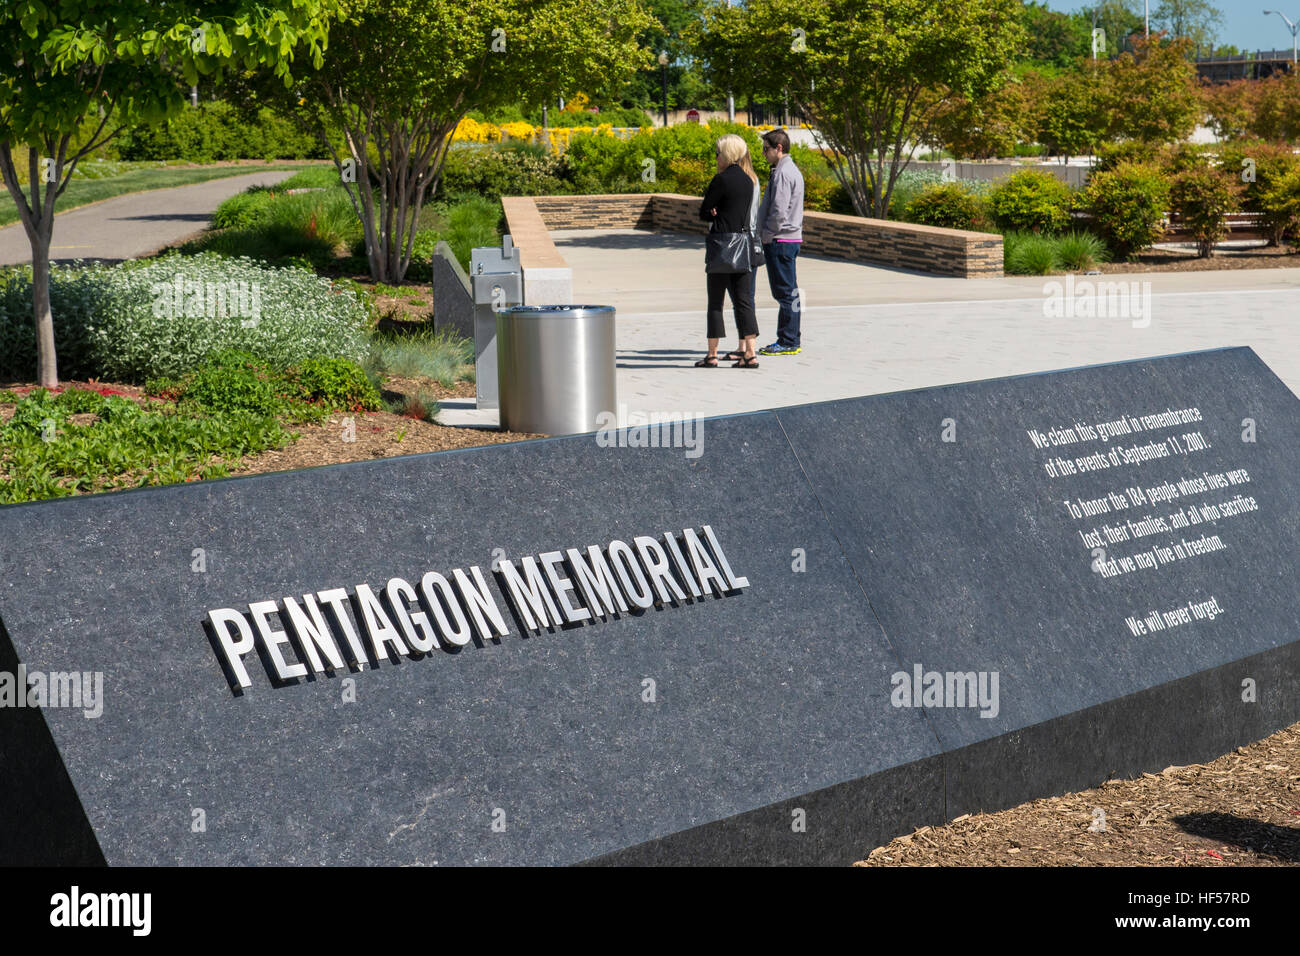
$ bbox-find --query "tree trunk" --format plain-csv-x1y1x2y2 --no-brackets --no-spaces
30,228,58,387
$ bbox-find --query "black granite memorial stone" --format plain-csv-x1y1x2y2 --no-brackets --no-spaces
2,346,1297,866
0,414,939,866
776,346,1300,816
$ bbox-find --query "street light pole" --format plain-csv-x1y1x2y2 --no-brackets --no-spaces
658,51,669,127
1263,9,1300,64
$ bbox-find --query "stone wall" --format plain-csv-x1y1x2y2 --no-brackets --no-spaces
515,193,1003,278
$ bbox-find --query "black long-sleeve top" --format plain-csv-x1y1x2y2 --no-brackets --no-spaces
699,163,755,233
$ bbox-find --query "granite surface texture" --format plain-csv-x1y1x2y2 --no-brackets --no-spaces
2,347,1297,865
0,414,930,865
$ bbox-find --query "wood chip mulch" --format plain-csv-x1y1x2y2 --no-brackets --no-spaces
1098,245,1300,273
858,723,1300,867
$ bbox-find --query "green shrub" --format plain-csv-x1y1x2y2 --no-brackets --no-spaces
1169,164,1243,257
987,169,1074,234
179,349,294,417
902,182,989,230
290,356,383,411
439,145,573,198
617,123,745,189
566,133,634,191
154,350,379,420
116,101,326,162
1083,162,1171,260
0,253,371,383
1053,230,1110,271
1256,164,1300,248
667,156,714,196
801,171,847,213
1003,230,1058,274
1217,140,1300,245
260,189,362,248
184,187,363,265
886,169,990,219
211,188,278,230
1094,140,1162,173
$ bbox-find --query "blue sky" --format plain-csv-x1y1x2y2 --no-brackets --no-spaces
1038,1,1300,52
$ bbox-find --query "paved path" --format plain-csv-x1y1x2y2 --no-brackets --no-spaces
0,170,296,266
439,228,1300,428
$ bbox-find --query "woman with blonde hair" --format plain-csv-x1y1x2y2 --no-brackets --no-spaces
696,133,760,368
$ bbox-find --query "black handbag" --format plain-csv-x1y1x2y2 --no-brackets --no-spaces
705,230,751,274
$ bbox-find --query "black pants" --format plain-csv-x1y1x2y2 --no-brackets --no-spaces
706,268,759,340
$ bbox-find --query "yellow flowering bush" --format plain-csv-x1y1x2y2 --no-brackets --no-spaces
498,121,537,141
452,117,501,143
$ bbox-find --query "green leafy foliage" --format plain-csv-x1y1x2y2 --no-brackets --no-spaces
901,182,990,231
1169,164,1244,258
0,385,291,504
1083,162,1171,260
116,102,327,162
439,146,574,198
1003,230,1059,274
987,169,1074,234
210,187,279,229
1255,164,1300,250
0,0,347,384
702,0,1025,217
0,254,370,383
1053,230,1110,271
1216,140,1300,245
290,356,383,412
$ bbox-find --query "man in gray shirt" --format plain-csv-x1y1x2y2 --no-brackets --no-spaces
756,129,804,355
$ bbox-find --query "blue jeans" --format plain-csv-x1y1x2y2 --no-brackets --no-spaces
763,242,800,347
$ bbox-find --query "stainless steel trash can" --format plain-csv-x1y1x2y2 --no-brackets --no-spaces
496,305,616,435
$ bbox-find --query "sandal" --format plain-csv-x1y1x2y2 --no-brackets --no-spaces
694,354,719,368
724,349,745,361
733,355,760,368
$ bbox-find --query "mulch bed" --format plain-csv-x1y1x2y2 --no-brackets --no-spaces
1099,245,1300,273
857,722,1300,867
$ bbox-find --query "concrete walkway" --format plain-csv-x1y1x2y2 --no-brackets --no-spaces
438,227,1300,429
0,170,296,266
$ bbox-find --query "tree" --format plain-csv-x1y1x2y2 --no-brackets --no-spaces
1104,35,1202,143
1035,68,1108,161
1152,0,1223,50
0,1,343,388
1200,78,1254,141
1019,1,1090,68
1088,0,1145,57
251,0,652,283
700,0,1024,219
928,70,1040,159
620,0,715,115
1250,73,1300,142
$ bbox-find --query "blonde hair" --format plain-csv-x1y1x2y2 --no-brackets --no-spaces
715,134,758,184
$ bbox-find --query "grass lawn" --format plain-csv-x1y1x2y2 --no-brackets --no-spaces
0,160,330,229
